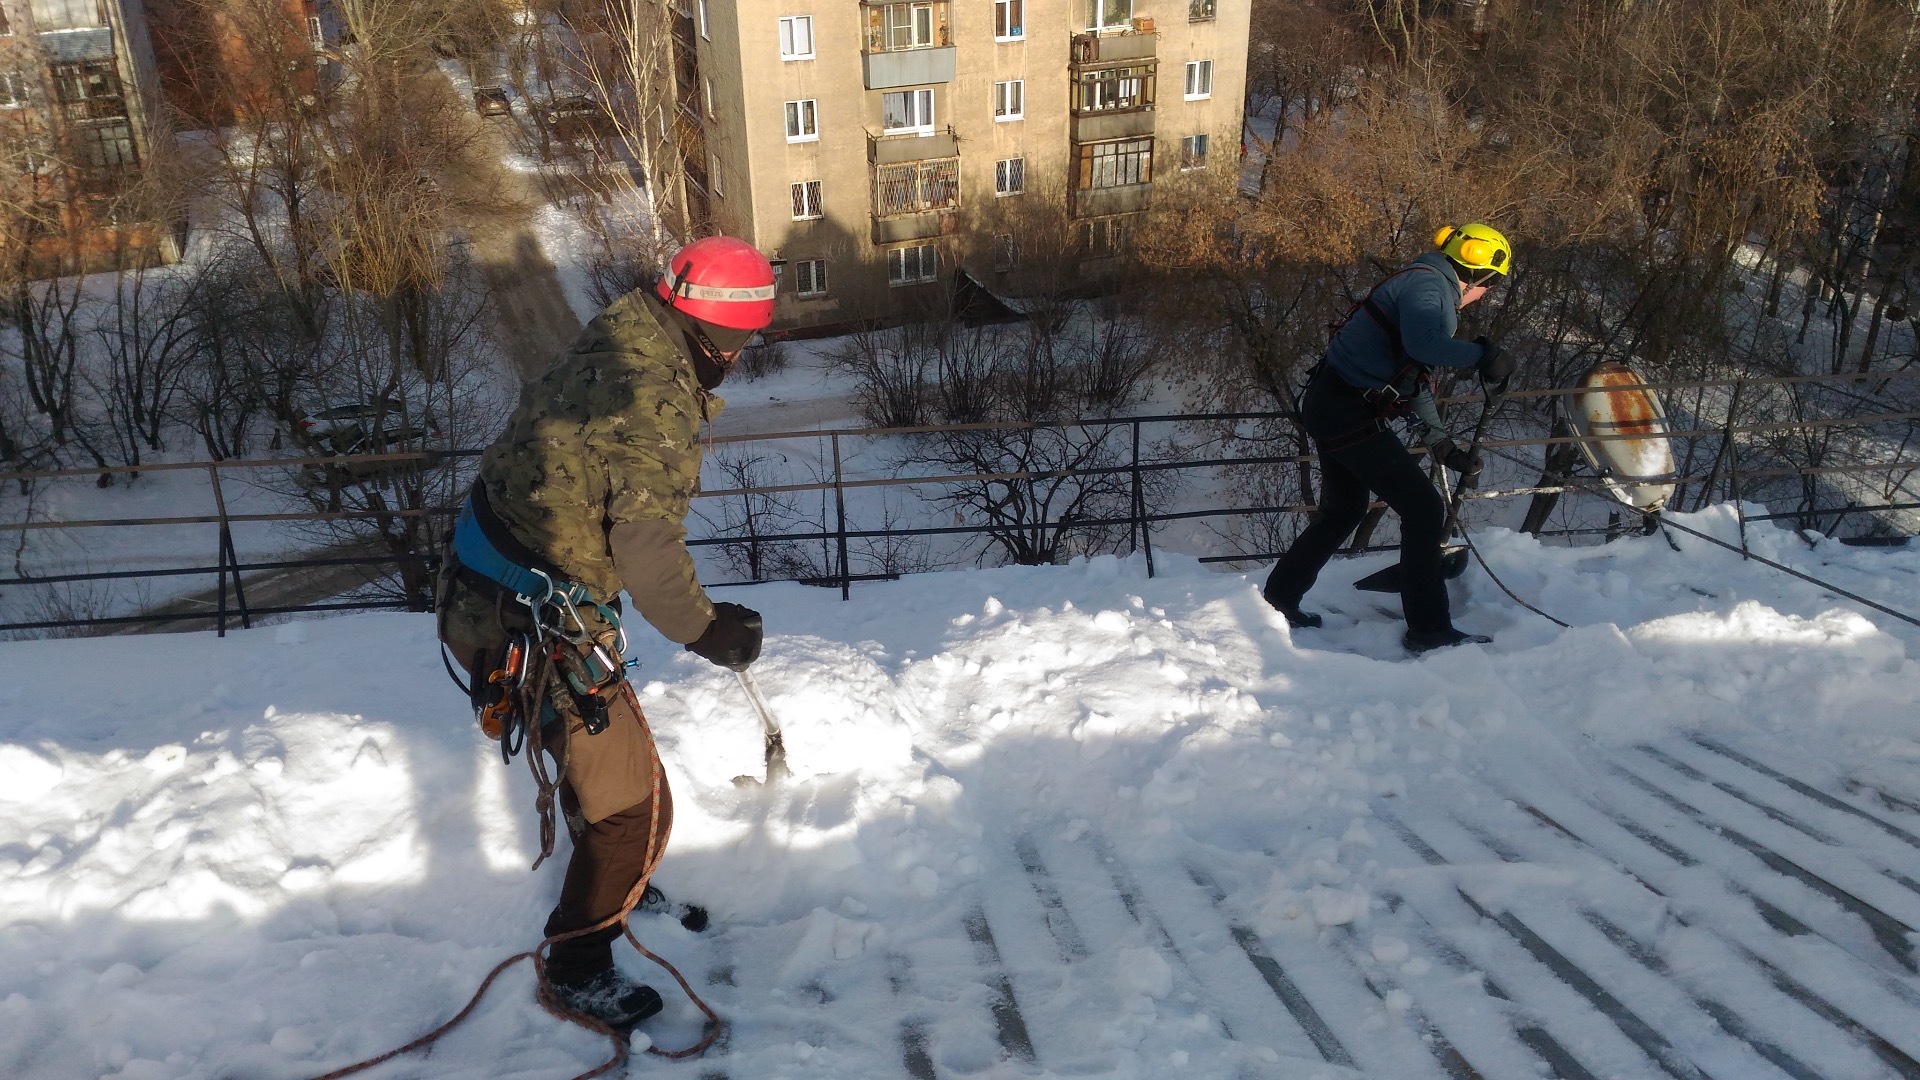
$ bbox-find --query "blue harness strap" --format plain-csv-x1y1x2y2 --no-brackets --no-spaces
452,494,628,650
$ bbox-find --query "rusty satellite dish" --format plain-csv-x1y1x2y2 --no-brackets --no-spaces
1565,361,1679,513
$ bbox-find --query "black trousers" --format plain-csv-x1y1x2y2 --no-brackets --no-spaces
1264,373,1454,633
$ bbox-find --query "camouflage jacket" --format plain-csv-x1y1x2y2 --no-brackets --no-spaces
477,290,720,643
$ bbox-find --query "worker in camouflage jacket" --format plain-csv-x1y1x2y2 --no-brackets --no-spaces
435,236,778,1031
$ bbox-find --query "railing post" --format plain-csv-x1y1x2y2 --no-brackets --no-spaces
1723,387,1749,560
1131,420,1154,578
832,433,850,601
208,464,250,632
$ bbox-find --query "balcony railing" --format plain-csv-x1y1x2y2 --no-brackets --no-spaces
867,126,959,166
1070,28,1158,66
873,156,959,218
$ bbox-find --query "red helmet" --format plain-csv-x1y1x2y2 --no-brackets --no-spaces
655,236,778,331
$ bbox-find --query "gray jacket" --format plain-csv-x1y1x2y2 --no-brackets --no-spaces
1326,252,1489,443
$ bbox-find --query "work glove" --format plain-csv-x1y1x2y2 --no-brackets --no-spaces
1474,336,1515,386
686,602,762,670
1430,438,1483,481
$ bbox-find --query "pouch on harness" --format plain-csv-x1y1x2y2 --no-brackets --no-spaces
445,482,630,758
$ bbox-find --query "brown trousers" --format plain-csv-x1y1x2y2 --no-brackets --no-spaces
436,558,673,983
539,688,674,984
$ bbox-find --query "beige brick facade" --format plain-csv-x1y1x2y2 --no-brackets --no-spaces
685,0,1249,330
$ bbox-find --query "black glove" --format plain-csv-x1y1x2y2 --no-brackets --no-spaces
686,602,762,670
1474,336,1515,385
1430,438,1483,480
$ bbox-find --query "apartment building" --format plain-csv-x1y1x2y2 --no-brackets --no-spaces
677,0,1249,330
0,0,175,275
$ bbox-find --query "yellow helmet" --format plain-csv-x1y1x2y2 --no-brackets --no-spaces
1434,223,1512,277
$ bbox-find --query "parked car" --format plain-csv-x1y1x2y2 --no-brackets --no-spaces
539,93,614,141
290,401,442,458
474,85,511,116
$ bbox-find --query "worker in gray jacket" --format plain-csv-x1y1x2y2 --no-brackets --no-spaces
1264,224,1517,653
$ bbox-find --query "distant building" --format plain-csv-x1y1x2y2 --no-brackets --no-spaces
0,0,179,276
657,0,1250,330
144,0,330,129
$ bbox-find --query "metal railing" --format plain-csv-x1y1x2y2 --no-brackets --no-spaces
2,369,1917,635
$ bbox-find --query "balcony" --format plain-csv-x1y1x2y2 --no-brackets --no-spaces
1070,28,1158,65
867,126,958,166
870,154,959,244
863,48,956,90
1072,109,1154,143
863,0,956,89
1071,183,1152,219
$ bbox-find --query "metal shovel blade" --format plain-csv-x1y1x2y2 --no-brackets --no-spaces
730,668,790,786
1352,546,1470,594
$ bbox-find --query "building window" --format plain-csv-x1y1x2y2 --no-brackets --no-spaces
0,4,10,33
784,99,817,141
994,234,1017,271
307,15,324,49
994,0,1023,39
29,0,103,31
1185,60,1213,99
1189,0,1216,19
0,71,26,108
1075,137,1152,189
710,152,723,197
698,0,710,38
703,77,714,117
1080,217,1127,258
874,158,959,216
994,156,1024,196
993,80,1023,122
888,244,939,286
794,259,828,298
882,2,935,49
778,15,814,60
881,88,935,134
1181,133,1209,169
1084,0,1130,31
77,119,138,169
1077,66,1154,112
791,180,823,219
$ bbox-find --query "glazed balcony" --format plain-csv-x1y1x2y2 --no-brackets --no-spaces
862,0,956,89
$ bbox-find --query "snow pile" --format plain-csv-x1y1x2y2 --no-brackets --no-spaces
1,508,1917,1078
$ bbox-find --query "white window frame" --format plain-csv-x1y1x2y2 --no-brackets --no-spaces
711,153,723,197
794,259,828,298
778,15,814,60
993,80,1023,122
790,180,823,220
882,2,935,49
881,88,935,135
703,77,714,117
888,244,939,286
1181,133,1209,170
698,0,710,39
784,98,817,142
994,156,1024,196
994,0,1024,40
1185,60,1213,100
1085,0,1131,31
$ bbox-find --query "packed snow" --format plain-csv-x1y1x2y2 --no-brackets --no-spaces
3,506,1919,1079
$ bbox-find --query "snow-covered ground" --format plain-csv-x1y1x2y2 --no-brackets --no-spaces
3,506,1918,1080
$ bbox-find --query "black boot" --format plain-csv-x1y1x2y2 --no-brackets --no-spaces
640,883,710,933
1403,628,1492,654
1262,590,1323,629
546,968,664,1030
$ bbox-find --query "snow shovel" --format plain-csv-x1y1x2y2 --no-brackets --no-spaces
733,668,790,785
1352,546,1471,593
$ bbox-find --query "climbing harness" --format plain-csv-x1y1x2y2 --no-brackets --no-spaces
1308,266,1445,450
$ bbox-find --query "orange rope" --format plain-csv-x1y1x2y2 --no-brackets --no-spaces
307,676,723,1080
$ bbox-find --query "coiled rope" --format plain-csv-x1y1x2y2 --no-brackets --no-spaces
307,674,722,1080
